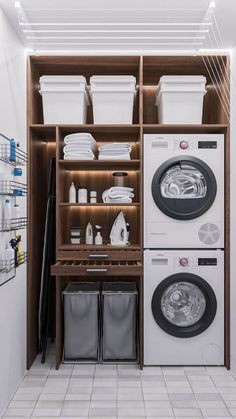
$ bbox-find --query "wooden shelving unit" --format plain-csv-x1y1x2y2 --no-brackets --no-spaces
27,54,230,370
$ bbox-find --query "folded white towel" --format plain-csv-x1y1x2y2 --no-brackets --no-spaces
64,133,97,148
109,187,134,193
63,144,96,153
99,154,130,161
64,155,95,160
103,196,132,203
99,143,131,151
102,186,134,203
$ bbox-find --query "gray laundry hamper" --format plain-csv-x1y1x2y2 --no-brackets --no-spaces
102,282,137,361
62,282,100,362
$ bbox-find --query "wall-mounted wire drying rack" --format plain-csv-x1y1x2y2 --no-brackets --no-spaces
0,144,27,166
0,180,27,196
0,252,28,287
0,133,27,166
0,217,27,232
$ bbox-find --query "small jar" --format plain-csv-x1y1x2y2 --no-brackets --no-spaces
70,227,83,244
90,191,97,203
78,187,88,203
113,172,128,187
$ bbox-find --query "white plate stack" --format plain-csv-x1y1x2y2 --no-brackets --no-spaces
89,76,137,124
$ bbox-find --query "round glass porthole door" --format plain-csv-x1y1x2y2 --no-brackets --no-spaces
151,156,217,220
151,273,217,338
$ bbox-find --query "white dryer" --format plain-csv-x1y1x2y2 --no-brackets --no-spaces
144,134,224,248
144,249,224,365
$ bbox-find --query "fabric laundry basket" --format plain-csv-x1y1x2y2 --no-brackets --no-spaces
62,282,100,361
101,282,137,361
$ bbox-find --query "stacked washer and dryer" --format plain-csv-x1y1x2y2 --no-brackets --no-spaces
144,134,224,365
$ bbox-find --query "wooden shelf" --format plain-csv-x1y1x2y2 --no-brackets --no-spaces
143,124,228,134
59,203,140,207
30,123,140,130
58,244,140,251
58,159,140,170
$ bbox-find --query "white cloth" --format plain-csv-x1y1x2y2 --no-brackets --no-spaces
99,154,130,160
64,154,95,160
98,142,131,160
102,186,134,203
63,132,97,160
99,143,131,152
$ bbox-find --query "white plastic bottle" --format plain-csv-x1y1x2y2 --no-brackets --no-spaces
95,225,103,245
69,182,76,203
4,244,14,273
13,204,20,219
85,222,93,245
3,199,11,230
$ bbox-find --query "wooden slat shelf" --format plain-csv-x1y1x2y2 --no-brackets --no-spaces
51,260,142,276
58,159,140,170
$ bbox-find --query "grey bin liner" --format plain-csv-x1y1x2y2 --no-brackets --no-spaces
62,282,100,361
102,282,137,361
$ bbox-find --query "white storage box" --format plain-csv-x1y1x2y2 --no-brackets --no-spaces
156,75,207,124
90,75,136,124
90,75,136,91
39,76,89,124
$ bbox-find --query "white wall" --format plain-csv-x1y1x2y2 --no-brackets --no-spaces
230,46,236,374
0,7,26,415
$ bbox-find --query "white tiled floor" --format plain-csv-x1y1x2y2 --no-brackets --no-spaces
2,346,236,419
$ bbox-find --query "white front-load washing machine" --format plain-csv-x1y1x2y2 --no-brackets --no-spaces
144,249,224,365
144,134,224,248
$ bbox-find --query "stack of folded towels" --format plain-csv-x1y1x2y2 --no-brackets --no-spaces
102,186,134,203
63,133,97,160
98,143,131,160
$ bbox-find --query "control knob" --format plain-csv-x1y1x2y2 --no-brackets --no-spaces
179,257,189,266
180,140,188,149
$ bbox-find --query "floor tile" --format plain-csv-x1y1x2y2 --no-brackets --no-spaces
32,408,61,416
201,407,231,416
3,408,33,417
173,407,202,417
5,346,236,419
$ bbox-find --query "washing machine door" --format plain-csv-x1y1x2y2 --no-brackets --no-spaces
151,156,217,220
151,273,217,338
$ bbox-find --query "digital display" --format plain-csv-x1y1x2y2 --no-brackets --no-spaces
198,141,217,149
198,258,217,266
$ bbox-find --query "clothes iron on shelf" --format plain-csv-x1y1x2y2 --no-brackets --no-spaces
109,211,130,246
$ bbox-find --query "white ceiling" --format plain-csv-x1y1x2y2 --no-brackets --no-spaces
0,0,236,53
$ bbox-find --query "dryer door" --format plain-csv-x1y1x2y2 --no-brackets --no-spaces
151,156,217,220
151,273,217,338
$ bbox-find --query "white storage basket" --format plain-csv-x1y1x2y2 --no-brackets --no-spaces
156,75,207,124
39,75,89,124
